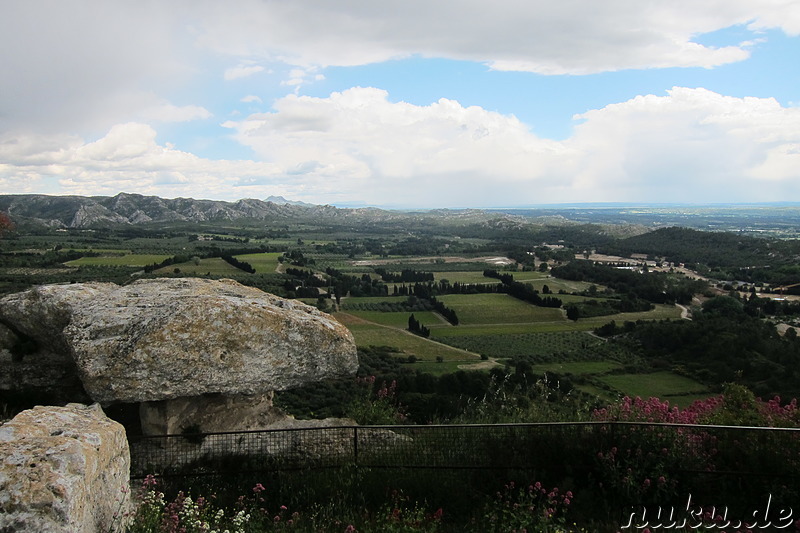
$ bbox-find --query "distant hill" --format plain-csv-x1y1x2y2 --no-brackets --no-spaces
0,193,555,229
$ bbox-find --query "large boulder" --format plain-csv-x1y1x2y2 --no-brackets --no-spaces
0,278,358,405
0,403,131,533
138,392,288,435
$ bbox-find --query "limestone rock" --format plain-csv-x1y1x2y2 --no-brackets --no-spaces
0,403,130,533
0,278,358,405
139,392,288,435
0,316,89,403
0,282,116,356
0,322,16,352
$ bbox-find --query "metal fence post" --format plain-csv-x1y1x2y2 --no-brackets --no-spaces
353,426,359,467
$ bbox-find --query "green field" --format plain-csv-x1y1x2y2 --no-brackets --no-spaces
437,294,565,325
512,271,548,281
335,312,479,363
431,321,594,338
523,276,598,293
436,331,604,360
598,371,710,403
346,310,446,328
65,254,171,267
234,252,282,273
530,361,623,375
433,271,500,284
341,296,408,305
155,257,243,275
578,304,683,324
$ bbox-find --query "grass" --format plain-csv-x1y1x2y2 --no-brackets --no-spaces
434,331,605,360
436,294,565,325
65,254,171,267
345,310,447,328
335,312,479,363
432,321,595,337
154,257,243,275
341,296,409,304
577,304,683,325
234,252,283,273
433,271,500,284
597,371,709,401
530,361,623,375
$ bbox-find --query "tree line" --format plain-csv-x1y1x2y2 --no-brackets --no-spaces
483,269,562,308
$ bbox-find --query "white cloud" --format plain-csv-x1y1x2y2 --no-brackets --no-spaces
2,88,799,206
191,0,800,74
281,67,325,90
220,87,800,206
0,1,188,133
224,64,265,80
241,95,263,104
140,102,212,122
0,124,287,200
1,1,796,143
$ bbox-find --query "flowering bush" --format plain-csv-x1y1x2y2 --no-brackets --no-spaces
126,476,272,533
480,481,576,533
593,384,800,428
345,375,408,425
367,490,443,533
591,384,800,509
127,477,584,532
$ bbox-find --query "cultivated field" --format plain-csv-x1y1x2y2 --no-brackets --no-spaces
66,254,171,267
154,257,242,275
234,252,282,273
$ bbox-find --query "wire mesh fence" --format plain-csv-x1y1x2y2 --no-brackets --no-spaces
129,421,800,480
128,421,800,518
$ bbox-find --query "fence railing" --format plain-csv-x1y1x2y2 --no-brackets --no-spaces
129,421,800,481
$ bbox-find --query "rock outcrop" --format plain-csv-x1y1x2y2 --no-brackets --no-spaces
138,392,288,435
0,403,130,533
0,278,359,433
0,278,358,405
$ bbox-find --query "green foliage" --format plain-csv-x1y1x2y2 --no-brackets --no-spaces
345,376,408,425
551,260,705,305
481,481,574,533
600,226,800,283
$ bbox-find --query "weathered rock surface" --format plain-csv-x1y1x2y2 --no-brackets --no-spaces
0,278,358,405
0,403,130,533
0,282,115,356
0,317,89,403
139,392,288,435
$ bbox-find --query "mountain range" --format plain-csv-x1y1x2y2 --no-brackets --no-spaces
0,193,543,229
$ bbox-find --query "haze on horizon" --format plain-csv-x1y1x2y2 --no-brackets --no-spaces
1,1,798,209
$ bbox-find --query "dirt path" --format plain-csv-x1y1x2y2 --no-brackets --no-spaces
458,358,501,371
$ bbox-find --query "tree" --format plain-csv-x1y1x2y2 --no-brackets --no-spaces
565,304,580,321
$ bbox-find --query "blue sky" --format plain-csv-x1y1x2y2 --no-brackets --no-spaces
1,1,798,208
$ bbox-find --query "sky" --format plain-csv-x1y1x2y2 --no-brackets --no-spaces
1,1,799,209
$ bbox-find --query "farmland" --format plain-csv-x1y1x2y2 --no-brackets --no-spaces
6,200,796,411
66,253,171,267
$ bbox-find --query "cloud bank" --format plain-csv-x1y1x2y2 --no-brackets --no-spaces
3,88,798,207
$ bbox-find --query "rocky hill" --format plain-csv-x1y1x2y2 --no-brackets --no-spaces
0,193,538,229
